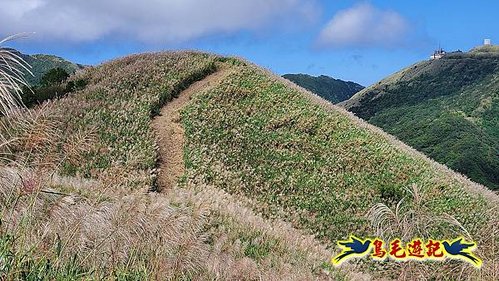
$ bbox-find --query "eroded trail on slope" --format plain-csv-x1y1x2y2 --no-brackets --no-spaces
150,67,369,279
152,69,228,191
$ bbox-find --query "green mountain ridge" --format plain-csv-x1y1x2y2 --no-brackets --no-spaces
340,50,499,190
283,73,364,103
7,48,84,85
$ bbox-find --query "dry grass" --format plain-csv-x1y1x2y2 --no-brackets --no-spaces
1,167,209,279
4,51,496,280
287,64,498,280
1,52,346,280
367,184,469,241
365,184,485,280
1,165,360,280
182,57,499,280
296,77,498,280
0,35,31,116
0,35,32,164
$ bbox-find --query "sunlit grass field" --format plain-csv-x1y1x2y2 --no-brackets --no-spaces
183,59,499,279
1,53,346,280
1,52,497,280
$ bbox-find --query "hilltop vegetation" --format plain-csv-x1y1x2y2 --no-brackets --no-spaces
183,59,498,279
2,52,498,280
470,45,499,54
341,53,499,190
20,67,88,107
8,49,84,85
283,73,363,103
2,53,343,280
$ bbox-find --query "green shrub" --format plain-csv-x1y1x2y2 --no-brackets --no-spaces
40,68,69,86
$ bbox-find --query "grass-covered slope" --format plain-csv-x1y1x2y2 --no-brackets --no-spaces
25,52,217,189
283,73,363,103
340,52,499,190
4,52,498,280
3,53,349,280
183,59,498,279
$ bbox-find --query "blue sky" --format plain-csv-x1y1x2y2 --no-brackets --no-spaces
3,0,498,86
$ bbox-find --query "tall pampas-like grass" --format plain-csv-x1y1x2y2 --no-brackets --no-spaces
0,34,31,116
365,184,488,280
0,34,32,163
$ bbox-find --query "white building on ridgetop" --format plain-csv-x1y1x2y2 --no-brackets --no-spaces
484,39,491,46
430,47,446,60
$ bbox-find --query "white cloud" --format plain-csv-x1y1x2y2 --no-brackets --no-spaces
0,0,319,43
317,3,409,48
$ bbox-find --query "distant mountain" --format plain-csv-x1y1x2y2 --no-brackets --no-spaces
7,49,84,86
340,48,499,190
282,73,364,103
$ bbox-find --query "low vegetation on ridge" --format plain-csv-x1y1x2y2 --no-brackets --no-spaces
1,52,350,280
341,53,499,190
182,59,498,279
1,50,498,280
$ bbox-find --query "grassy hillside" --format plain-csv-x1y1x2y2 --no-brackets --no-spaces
283,73,363,103
2,53,347,280
6,49,84,85
2,52,498,280
341,52,499,190
182,58,498,279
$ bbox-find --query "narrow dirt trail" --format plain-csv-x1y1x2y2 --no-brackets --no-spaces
152,69,228,191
